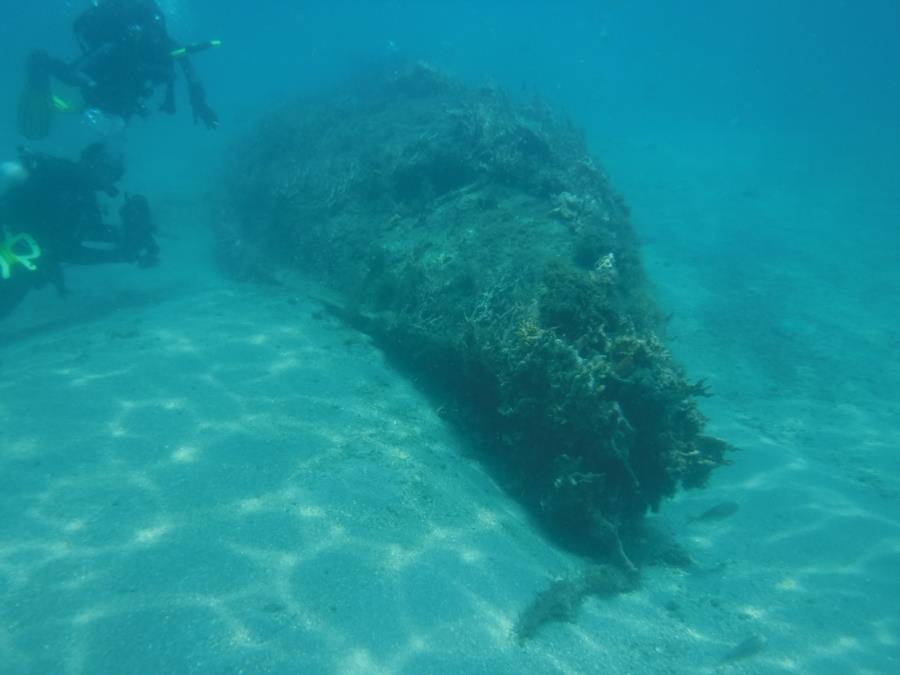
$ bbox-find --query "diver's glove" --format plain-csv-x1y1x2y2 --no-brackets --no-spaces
188,80,219,129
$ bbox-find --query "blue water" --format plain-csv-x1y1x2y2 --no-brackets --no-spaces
1,2,898,673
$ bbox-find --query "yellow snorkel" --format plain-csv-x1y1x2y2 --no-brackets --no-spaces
0,228,42,280
171,40,222,58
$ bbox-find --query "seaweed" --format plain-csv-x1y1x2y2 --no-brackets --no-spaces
220,60,731,562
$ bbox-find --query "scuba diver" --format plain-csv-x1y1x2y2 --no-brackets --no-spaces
0,143,158,320
19,0,220,140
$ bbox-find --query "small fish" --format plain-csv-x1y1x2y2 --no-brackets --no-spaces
719,634,765,665
687,501,740,523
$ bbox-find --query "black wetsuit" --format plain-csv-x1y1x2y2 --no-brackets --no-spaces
30,0,217,125
73,0,178,119
0,148,157,319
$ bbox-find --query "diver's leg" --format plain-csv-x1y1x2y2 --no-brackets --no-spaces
27,50,78,87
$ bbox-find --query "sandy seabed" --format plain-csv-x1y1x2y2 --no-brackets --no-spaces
0,271,896,675
1,144,898,674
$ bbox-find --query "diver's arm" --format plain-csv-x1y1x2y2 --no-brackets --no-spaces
61,228,153,267
176,56,218,129
65,244,126,266
159,79,176,114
